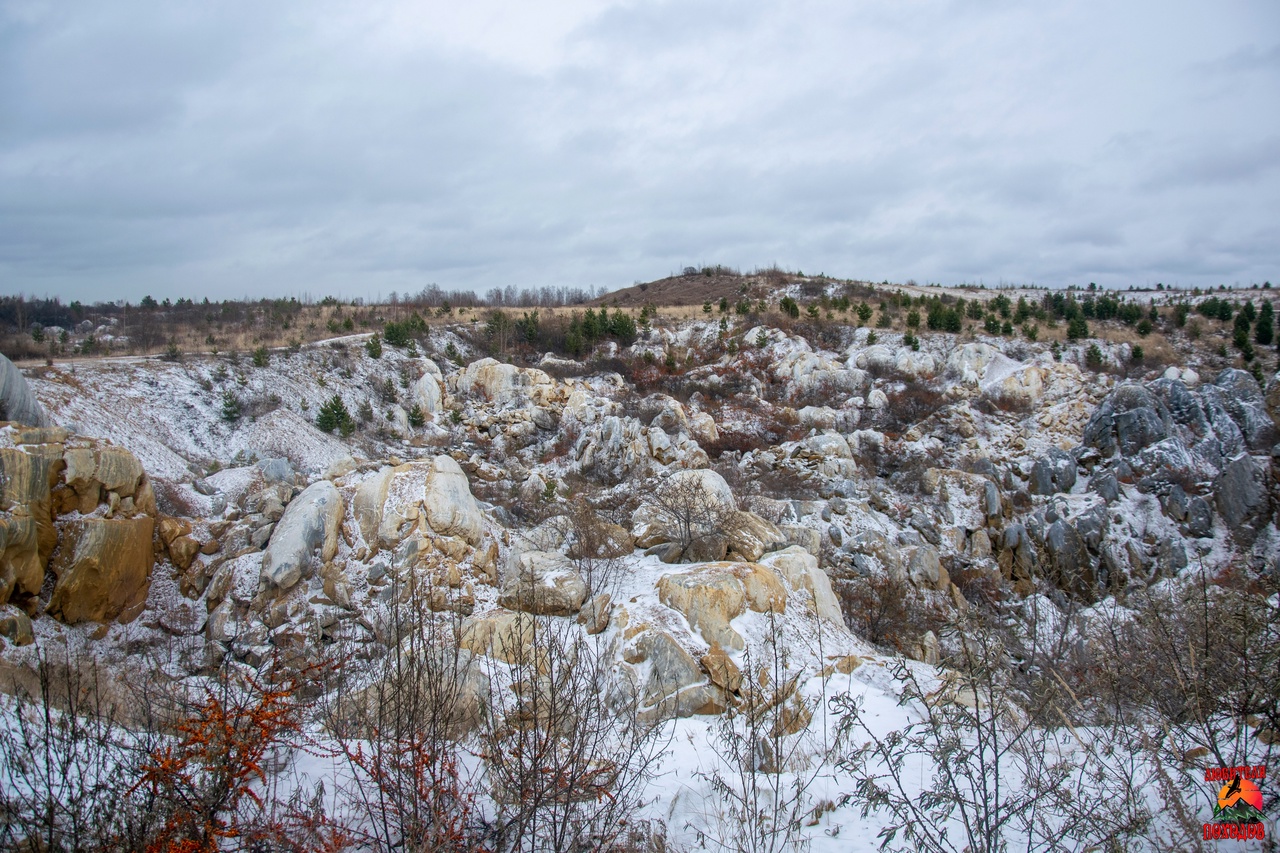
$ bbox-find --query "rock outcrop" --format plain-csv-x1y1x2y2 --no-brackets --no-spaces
261,480,343,590
0,428,158,623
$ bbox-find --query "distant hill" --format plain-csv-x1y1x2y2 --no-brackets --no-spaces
592,267,792,308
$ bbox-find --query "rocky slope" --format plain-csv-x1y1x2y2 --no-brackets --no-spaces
2,309,1277,848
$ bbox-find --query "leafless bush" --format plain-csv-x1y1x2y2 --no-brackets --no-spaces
873,382,948,435
639,474,743,559
0,650,165,851
479,613,669,852
325,575,487,852
1063,570,1280,848
695,611,828,853
834,573,947,653
566,499,630,599
833,611,1152,852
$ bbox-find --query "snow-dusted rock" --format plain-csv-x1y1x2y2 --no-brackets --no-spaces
412,370,443,416
853,345,895,372
1214,454,1269,528
261,479,343,590
452,357,554,406
656,561,786,652
760,546,844,625
797,406,839,429
498,551,588,616
946,343,1002,384
922,468,997,531
894,349,939,379
725,511,785,562
422,455,483,546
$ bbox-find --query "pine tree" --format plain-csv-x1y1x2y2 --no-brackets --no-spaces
220,391,241,422
317,395,355,436
365,333,383,359
408,404,425,428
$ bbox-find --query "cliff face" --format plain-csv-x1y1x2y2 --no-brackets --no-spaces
0,425,158,638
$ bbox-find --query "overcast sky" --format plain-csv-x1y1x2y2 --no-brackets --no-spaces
2,0,1278,303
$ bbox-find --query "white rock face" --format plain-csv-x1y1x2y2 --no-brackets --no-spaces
760,546,845,626
261,480,344,590
453,358,553,406
946,343,1002,384
497,551,588,616
0,355,50,427
422,455,483,546
413,371,443,415
894,349,939,379
853,345,895,372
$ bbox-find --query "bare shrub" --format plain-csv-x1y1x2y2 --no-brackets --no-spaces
834,573,947,653
566,498,629,598
696,611,828,853
1066,570,1280,847
639,474,743,558
325,578,486,852
479,614,669,852
0,650,164,851
834,611,1152,852
874,381,948,434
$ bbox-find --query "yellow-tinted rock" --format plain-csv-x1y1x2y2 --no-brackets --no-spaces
168,535,201,571
64,446,144,498
657,561,788,652
701,646,743,692
0,447,60,563
459,610,537,664
158,517,192,546
49,517,154,624
0,515,41,604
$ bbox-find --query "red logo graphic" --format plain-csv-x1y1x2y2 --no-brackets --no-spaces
1203,765,1267,842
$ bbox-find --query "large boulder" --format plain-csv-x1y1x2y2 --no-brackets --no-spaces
353,466,394,547
453,358,554,406
0,355,51,427
1214,454,1269,528
1029,448,1077,496
422,455,483,546
460,610,536,664
760,546,843,625
261,480,344,590
634,631,721,716
0,436,157,614
412,367,444,416
48,517,154,623
1083,383,1170,458
946,343,1002,384
725,511,786,561
656,562,787,652
1204,369,1276,452
498,551,588,616
1042,519,1094,601
631,468,736,549
364,456,484,551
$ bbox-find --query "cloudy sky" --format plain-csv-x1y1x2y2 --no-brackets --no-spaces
2,0,1277,303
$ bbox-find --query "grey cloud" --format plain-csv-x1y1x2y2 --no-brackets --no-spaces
1,0,1277,302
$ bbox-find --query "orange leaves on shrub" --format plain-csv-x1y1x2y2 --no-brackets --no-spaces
133,665,344,853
